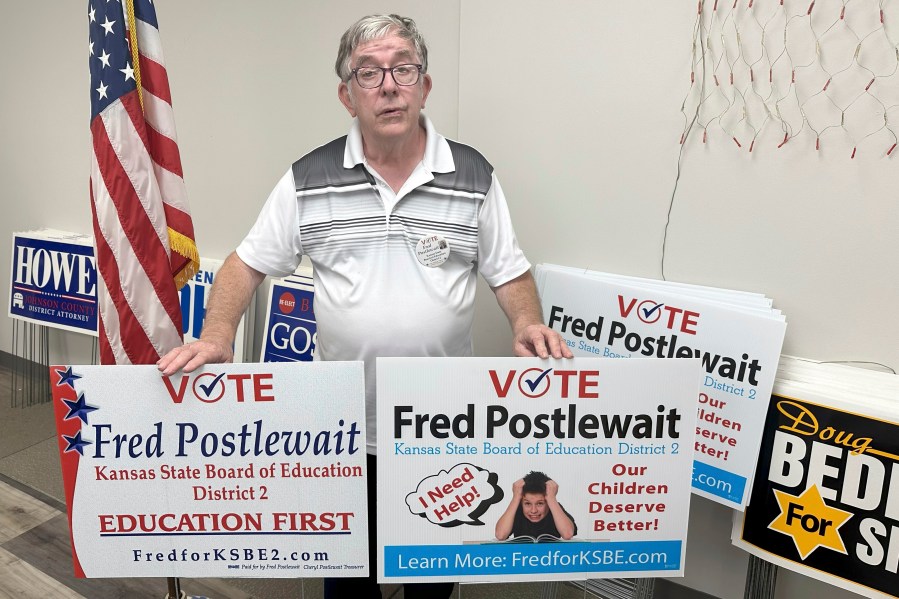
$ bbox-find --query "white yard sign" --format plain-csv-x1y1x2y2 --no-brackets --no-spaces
52,362,368,578
537,266,786,509
377,357,700,584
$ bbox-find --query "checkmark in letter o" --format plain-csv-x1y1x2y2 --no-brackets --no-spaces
193,372,227,403
518,367,553,398
637,301,665,324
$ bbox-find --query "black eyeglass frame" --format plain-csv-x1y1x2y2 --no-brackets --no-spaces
348,64,424,89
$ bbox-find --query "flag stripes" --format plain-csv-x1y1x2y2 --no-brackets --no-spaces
89,0,197,364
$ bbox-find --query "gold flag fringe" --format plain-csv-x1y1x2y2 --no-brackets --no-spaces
170,227,200,290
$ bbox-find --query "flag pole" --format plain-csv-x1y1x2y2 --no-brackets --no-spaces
124,0,144,111
166,577,183,599
123,3,183,596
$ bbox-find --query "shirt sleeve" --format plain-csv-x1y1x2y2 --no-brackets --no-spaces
477,173,531,287
235,168,303,277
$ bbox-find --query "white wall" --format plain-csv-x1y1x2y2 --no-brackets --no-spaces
2,2,896,598
457,2,896,598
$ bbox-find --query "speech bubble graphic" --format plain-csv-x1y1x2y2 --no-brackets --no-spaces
405,463,504,528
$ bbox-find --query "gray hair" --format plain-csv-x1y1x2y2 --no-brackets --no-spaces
335,14,428,82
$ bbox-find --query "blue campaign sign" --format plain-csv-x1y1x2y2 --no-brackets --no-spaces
178,257,250,362
261,279,316,362
9,232,98,335
180,265,215,341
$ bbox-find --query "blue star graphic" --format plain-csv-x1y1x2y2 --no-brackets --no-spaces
62,432,92,456
62,393,99,424
55,367,82,389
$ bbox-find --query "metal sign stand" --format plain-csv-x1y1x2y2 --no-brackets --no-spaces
564,577,655,599
743,556,777,599
10,321,50,407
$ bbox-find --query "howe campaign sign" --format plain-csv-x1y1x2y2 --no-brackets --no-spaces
51,362,367,578
9,234,251,359
376,357,700,584
536,265,786,509
9,230,98,334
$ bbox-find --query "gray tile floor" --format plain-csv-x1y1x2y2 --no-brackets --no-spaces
0,358,693,599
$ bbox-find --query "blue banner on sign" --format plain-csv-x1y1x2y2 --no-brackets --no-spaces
691,460,746,503
384,540,682,577
261,283,316,362
9,235,98,334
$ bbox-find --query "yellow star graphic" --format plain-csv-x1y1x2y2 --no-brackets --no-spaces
768,485,853,560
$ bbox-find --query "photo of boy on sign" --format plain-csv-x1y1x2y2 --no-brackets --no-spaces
495,471,577,542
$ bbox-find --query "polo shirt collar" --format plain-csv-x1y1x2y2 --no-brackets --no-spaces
343,115,455,174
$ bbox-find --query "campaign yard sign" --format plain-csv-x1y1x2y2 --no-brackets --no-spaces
9,235,250,357
536,265,786,509
51,362,367,578
733,361,899,599
260,273,316,363
9,230,98,334
377,357,700,584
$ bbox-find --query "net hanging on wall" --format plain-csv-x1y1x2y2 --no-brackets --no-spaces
682,0,899,156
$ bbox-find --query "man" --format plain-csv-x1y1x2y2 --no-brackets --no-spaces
159,14,571,598
494,471,577,542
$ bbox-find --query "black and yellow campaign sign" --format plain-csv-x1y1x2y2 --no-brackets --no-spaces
734,393,899,598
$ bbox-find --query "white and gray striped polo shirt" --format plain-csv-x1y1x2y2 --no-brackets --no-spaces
237,116,530,451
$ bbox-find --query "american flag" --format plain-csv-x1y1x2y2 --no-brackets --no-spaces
88,0,198,365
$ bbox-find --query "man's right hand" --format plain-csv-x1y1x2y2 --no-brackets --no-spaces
157,252,265,377
157,339,233,376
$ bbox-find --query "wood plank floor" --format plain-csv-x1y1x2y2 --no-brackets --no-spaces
0,474,256,599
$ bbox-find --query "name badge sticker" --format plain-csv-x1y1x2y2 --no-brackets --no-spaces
415,235,450,268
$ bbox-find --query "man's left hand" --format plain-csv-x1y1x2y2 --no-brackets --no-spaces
513,324,574,359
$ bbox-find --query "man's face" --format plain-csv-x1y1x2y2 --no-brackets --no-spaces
338,33,432,144
521,493,549,523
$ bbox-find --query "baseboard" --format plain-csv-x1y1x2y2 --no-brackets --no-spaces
0,472,67,513
0,350,47,372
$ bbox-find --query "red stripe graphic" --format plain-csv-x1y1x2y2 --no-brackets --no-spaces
50,365,87,578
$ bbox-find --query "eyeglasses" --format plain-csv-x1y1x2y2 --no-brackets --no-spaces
350,64,423,89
